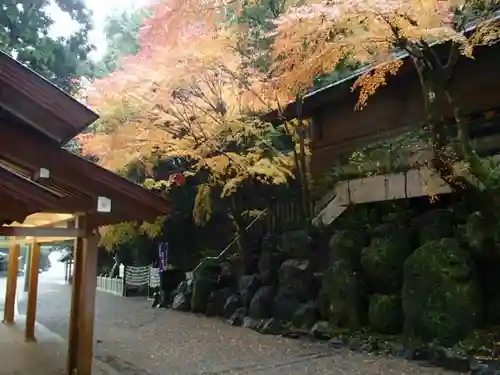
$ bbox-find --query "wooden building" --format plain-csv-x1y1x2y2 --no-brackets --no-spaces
263,26,500,178
0,51,170,375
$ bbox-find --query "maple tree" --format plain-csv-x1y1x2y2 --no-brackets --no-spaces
82,0,300,249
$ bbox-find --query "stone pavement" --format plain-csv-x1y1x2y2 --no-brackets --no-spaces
21,268,463,375
0,314,117,375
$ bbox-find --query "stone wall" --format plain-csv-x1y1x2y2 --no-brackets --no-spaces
166,198,500,370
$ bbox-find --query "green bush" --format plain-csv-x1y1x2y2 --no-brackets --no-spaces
361,236,413,293
402,238,481,345
368,294,403,334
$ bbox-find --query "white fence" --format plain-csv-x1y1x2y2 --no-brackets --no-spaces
96,276,124,296
96,266,165,297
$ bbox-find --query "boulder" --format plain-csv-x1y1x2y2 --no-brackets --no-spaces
273,288,301,321
228,307,246,326
278,259,313,301
281,230,312,259
223,294,242,319
171,279,193,311
292,301,318,329
191,276,218,313
249,286,276,319
361,236,413,293
218,261,235,287
193,257,221,280
368,294,403,334
464,211,495,258
309,321,331,340
171,292,190,311
322,259,366,328
260,318,282,335
402,238,481,344
258,249,286,286
329,230,367,263
206,287,233,316
243,316,263,331
239,274,261,311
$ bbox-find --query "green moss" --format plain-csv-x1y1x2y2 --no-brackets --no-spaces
361,236,413,293
323,259,366,328
464,212,494,257
329,230,367,263
368,294,403,334
402,239,481,345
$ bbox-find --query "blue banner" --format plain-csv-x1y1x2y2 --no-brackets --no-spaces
158,242,169,273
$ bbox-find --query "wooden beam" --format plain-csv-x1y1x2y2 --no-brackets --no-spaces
0,124,169,219
0,166,91,213
3,244,20,324
0,192,34,223
25,240,41,341
0,226,83,237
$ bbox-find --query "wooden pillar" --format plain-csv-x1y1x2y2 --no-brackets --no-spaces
67,216,100,375
64,260,68,283
67,238,83,375
3,244,20,324
24,245,32,292
25,240,41,341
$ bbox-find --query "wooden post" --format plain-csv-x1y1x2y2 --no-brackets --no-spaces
76,231,99,375
25,240,41,341
67,216,100,375
64,260,68,283
24,245,32,292
3,244,20,324
67,237,83,375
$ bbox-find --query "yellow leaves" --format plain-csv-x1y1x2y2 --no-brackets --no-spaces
269,0,469,106
193,183,213,225
140,216,166,237
352,60,404,110
99,222,139,250
99,217,165,250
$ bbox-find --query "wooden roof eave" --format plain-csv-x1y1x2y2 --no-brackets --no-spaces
0,52,98,144
0,122,171,223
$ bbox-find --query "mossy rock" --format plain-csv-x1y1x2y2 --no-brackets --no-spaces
417,209,456,245
368,294,403,334
323,259,366,328
193,257,221,280
361,237,413,293
335,205,376,231
402,238,481,345
464,211,494,257
329,230,367,263
191,277,218,313
280,230,312,259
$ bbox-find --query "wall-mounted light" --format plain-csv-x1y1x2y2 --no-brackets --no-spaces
97,196,111,213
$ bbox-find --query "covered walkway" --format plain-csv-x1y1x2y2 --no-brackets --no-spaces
0,51,170,375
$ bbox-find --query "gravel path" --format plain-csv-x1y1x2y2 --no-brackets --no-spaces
18,273,463,375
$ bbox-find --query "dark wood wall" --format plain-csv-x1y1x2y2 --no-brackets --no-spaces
309,43,500,177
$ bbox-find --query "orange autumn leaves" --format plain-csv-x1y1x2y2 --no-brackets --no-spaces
82,0,476,171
